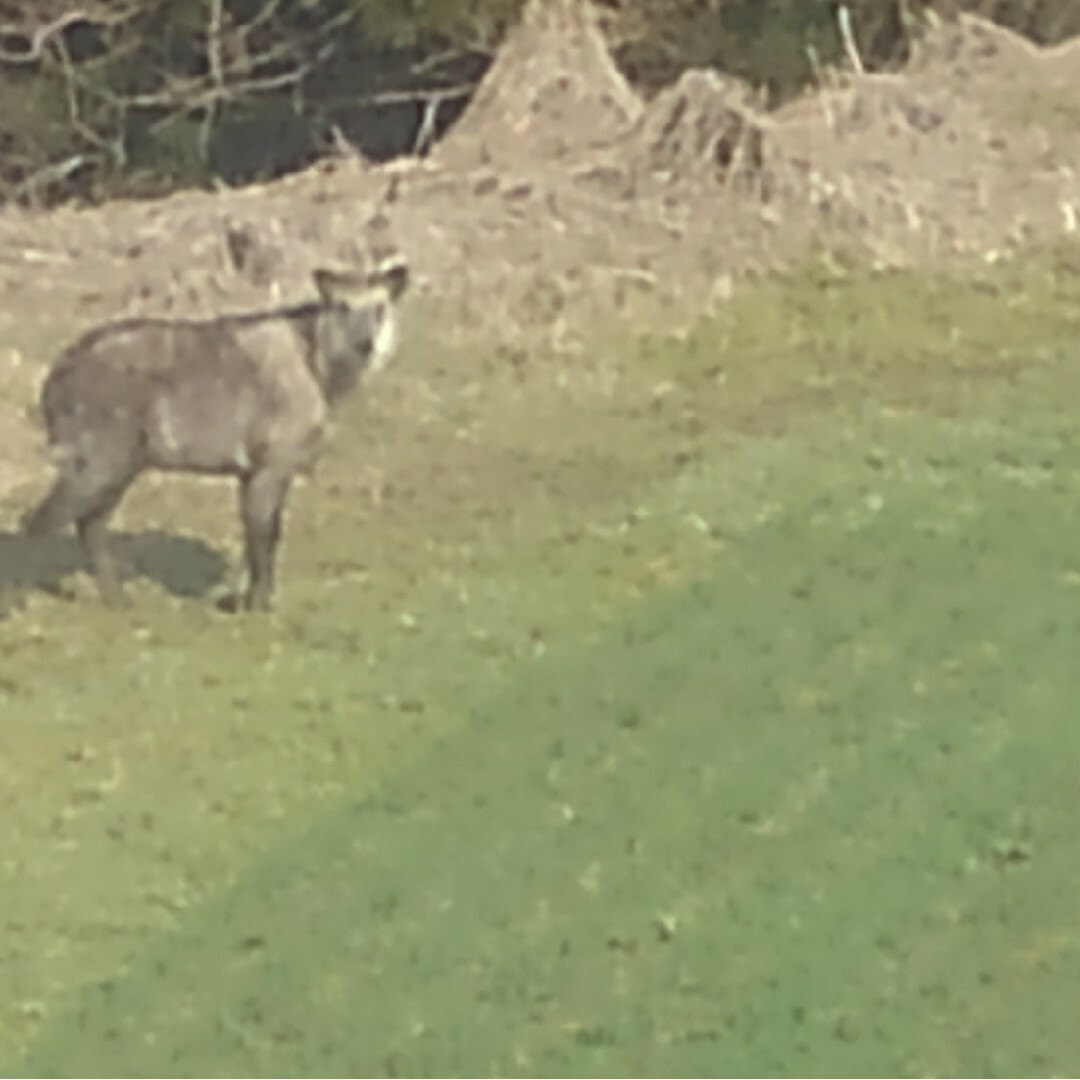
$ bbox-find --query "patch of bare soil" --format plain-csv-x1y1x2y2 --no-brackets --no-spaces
0,1,1078,501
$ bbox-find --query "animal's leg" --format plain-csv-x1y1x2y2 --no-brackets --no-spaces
23,432,139,539
75,484,131,606
238,468,293,612
22,475,79,536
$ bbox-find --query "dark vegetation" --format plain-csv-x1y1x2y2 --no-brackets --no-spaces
1,0,1079,206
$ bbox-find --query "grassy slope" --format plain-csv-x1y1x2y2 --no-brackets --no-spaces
4,245,1080,1076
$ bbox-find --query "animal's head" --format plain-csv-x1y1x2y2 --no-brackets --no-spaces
312,251,410,401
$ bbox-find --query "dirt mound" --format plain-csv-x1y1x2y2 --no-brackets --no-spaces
767,70,1071,259
910,12,1044,79
621,69,774,193
908,14,1080,143
436,0,641,168
574,11,1079,264
773,72,997,182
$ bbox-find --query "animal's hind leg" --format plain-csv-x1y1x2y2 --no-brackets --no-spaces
22,466,134,604
76,485,131,606
23,436,138,540
21,475,78,536
238,468,293,612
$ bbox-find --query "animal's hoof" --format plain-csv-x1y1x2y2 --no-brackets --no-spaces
215,593,243,615
217,590,272,614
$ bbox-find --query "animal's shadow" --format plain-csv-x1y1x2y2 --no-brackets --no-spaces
0,528,231,604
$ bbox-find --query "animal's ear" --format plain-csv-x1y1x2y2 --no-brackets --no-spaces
371,255,410,301
313,267,366,304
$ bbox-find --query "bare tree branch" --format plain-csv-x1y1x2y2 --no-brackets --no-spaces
102,41,335,112
410,47,483,76
837,4,866,76
5,152,85,206
199,0,226,163
232,0,284,51
0,0,473,203
52,30,127,167
0,9,87,63
357,83,476,108
0,4,139,64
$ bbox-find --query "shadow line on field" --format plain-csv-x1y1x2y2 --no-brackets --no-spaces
0,528,231,603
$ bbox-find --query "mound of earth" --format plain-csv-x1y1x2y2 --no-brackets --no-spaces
620,69,774,194
910,12,1080,88
769,56,1076,257
435,0,642,168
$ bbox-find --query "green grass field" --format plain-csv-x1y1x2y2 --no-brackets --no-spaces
3,245,1080,1077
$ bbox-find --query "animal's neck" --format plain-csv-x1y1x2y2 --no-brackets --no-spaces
284,306,334,396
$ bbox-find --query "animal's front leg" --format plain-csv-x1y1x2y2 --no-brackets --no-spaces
238,468,293,612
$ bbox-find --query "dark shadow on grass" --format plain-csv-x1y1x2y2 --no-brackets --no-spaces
0,528,231,602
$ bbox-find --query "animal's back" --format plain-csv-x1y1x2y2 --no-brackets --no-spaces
43,316,263,429
40,310,326,476
42,319,208,436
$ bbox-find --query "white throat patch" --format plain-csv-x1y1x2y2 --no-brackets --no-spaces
370,302,398,373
